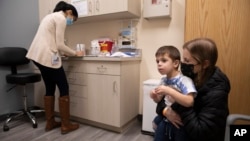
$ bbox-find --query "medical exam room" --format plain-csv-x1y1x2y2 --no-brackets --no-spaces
0,0,249,141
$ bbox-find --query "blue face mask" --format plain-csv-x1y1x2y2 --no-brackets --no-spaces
66,17,73,26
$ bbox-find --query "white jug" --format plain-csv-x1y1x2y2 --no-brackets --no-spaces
91,40,100,55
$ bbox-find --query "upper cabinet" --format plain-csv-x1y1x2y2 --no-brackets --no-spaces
39,0,141,23
74,0,141,23
85,0,125,16
39,0,71,22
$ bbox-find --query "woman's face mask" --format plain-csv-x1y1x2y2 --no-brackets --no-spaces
66,17,73,26
181,63,197,79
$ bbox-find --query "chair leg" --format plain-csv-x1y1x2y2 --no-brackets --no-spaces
3,111,25,131
26,111,37,128
2,85,45,132
22,85,38,128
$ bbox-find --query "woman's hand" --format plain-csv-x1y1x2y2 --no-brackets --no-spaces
164,107,183,128
76,51,84,56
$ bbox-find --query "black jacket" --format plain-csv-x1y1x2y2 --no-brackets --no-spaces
172,67,230,141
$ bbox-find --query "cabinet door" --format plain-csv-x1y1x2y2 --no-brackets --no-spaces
87,0,95,16
94,0,125,15
86,74,120,127
52,0,71,10
39,0,71,22
39,0,51,21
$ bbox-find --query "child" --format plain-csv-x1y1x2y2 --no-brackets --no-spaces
150,45,197,141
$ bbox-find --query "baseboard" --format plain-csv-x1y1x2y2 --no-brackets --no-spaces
141,129,154,136
137,114,142,122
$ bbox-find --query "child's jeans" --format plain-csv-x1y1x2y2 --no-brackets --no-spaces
153,115,189,141
153,115,167,141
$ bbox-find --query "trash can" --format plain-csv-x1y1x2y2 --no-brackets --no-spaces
142,79,160,135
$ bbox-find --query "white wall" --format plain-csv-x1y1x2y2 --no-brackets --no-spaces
65,0,185,114
138,0,185,113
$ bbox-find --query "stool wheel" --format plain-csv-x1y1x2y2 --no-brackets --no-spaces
3,125,9,131
33,123,37,128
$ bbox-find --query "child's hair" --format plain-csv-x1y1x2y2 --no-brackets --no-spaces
53,1,78,21
155,45,181,61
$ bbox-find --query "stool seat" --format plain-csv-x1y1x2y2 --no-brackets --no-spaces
6,73,41,84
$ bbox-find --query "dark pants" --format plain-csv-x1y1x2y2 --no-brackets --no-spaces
153,115,167,141
153,115,189,141
33,61,69,97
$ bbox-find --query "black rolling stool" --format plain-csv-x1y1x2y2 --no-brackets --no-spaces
0,47,44,131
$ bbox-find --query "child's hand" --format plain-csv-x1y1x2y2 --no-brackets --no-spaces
155,85,168,95
150,89,157,99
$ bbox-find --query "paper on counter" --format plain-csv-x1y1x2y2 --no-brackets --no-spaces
110,52,131,57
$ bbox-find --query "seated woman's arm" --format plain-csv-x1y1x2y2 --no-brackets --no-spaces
171,89,229,141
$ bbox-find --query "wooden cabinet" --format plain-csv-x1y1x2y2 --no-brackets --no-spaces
38,0,70,21
85,0,134,16
79,0,141,23
54,61,88,118
34,59,140,132
93,0,125,15
86,73,120,126
77,60,140,130
39,0,141,23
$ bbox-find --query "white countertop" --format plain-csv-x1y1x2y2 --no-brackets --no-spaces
62,56,141,62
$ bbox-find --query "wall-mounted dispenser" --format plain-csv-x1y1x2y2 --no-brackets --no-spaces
143,0,172,19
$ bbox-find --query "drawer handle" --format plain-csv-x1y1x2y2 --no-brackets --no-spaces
68,78,76,82
68,65,76,71
68,75,76,83
68,66,75,69
69,90,77,96
67,73,76,83
97,66,107,73
70,101,77,106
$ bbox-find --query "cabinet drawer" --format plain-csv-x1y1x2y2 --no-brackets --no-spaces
54,85,88,117
69,84,87,99
69,97,88,118
66,72,86,85
63,61,85,72
84,62,120,75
